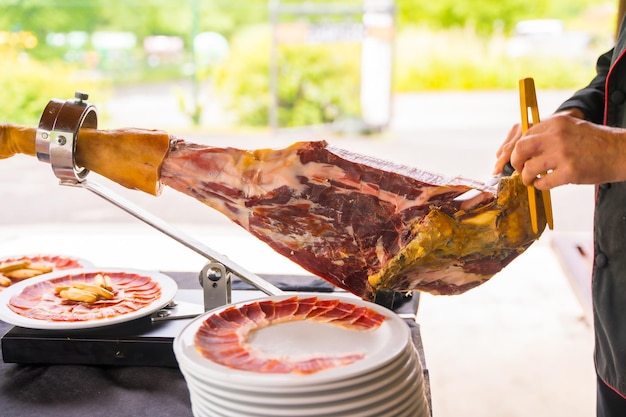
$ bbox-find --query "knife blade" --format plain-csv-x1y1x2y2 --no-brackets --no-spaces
453,162,515,203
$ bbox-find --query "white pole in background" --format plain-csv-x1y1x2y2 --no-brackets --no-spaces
360,0,395,130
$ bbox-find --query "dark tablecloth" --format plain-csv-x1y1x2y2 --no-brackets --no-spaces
0,273,429,417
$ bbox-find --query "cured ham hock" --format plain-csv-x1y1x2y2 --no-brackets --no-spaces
0,125,546,300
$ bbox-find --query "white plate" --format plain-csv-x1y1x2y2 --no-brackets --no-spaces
0,268,177,330
180,342,416,397
174,293,410,387
181,344,430,417
191,365,425,417
185,347,414,406
189,349,420,413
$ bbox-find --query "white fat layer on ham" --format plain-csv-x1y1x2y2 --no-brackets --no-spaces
405,266,485,291
327,146,494,191
163,142,478,231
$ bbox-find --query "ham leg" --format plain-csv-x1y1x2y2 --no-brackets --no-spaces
161,139,546,299
1,125,545,300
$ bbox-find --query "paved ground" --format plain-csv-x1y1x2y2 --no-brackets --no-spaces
0,87,598,416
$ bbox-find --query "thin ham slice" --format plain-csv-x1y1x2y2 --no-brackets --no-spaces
194,296,386,374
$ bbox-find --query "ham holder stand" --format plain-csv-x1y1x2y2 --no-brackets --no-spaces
1,93,418,367
34,91,284,306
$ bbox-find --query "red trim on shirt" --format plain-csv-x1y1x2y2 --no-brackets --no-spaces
601,376,626,400
605,48,626,125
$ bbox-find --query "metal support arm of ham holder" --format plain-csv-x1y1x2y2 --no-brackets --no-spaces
35,92,284,315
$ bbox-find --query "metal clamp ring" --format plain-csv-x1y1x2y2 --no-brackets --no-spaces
36,91,98,184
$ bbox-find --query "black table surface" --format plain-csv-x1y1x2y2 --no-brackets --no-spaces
0,272,430,417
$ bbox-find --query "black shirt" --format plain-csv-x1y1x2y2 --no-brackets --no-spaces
557,18,626,396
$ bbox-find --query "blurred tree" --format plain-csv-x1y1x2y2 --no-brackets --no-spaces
396,0,605,34
0,0,609,44
0,0,268,41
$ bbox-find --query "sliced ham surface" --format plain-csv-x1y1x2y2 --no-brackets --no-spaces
161,140,546,299
194,296,385,374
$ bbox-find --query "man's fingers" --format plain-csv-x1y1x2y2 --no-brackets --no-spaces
531,171,561,190
496,124,523,158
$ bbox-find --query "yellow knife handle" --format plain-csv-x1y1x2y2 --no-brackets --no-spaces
542,188,554,230
519,77,551,233
527,185,539,233
519,78,536,133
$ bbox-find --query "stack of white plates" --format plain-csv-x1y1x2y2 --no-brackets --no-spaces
174,294,430,417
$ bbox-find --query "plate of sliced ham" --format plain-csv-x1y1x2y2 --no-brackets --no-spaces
175,294,409,385
0,268,177,330
0,254,93,290
174,294,430,416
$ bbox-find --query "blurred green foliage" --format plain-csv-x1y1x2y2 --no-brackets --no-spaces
393,26,605,91
0,0,608,55
0,0,618,127
0,0,268,47
213,26,361,127
395,0,602,34
0,52,102,125
276,46,361,126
